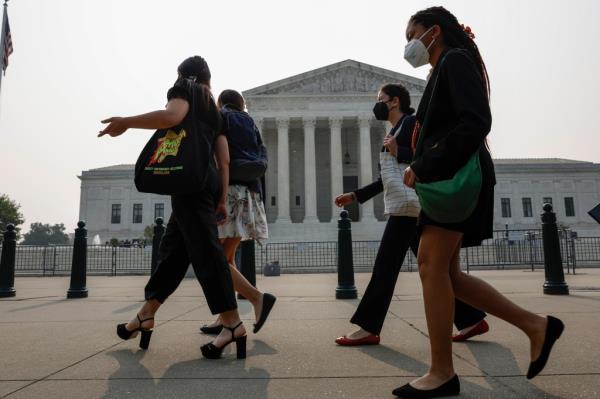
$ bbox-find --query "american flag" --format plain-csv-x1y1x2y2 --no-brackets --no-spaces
2,9,13,73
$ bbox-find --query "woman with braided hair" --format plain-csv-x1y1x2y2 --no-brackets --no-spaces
395,6,565,398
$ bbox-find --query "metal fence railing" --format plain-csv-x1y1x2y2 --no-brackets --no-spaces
3,229,599,276
7,245,152,276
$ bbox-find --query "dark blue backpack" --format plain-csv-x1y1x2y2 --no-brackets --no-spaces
221,106,268,183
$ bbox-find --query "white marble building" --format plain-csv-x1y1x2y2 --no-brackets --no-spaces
78,60,600,242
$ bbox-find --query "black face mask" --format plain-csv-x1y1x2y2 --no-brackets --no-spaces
373,101,390,121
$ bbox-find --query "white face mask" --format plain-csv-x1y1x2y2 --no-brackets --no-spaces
404,27,435,68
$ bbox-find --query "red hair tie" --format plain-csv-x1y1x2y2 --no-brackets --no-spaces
460,24,476,39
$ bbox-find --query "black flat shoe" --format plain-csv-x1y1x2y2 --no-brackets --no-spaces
200,324,223,335
527,316,564,379
116,314,154,350
392,375,460,398
201,322,247,359
253,293,276,334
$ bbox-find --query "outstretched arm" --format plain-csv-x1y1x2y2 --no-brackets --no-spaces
98,98,189,137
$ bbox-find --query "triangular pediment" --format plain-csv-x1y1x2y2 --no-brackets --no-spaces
243,59,426,96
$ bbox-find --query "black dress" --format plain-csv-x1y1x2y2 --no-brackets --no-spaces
411,48,496,248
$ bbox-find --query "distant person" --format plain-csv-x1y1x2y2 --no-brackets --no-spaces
200,89,276,336
334,83,487,348
99,56,247,360
395,7,564,397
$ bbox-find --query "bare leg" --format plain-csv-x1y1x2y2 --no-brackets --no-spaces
448,247,547,361
213,308,246,347
125,299,161,331
209,238,264,327
410,226,462,390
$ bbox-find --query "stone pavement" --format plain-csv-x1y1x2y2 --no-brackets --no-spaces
1,269,599,399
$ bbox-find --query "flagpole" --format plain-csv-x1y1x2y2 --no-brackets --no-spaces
0,0,8,96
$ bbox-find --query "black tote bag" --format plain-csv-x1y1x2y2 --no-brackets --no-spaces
134,80,213,195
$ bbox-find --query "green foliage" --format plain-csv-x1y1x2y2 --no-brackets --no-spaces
0,194,25,239
22,223,70,245
109,238,119,247
143,225,154,240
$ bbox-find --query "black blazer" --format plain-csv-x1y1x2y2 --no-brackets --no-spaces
354,115,416,204
410,48,495,187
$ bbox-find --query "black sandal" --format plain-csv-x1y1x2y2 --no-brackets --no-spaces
200,324,223,335
116,314,154,350
201,322,246,359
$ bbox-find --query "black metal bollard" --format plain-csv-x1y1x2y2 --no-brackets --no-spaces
541,204,569,295
238,240,257,300
0,224,17,298
336,210,357,299
151,217,165,275
67,221,88,298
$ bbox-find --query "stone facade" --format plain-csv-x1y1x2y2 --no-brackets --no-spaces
77,60,600,242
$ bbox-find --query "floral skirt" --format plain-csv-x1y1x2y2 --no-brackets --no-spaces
217,184,269,245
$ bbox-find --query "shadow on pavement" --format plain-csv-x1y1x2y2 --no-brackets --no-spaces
102,340,277,399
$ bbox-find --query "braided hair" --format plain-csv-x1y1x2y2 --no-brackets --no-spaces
409,6,490,100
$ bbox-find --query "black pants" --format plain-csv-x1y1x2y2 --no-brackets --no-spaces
350,216,486,335
144,171,237,315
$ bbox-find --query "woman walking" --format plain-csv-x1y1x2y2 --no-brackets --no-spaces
200,89,276,335
99,56,248,360
334,84,487,346
395,7,564,397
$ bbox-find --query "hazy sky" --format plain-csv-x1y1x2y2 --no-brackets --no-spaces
1,0,599,231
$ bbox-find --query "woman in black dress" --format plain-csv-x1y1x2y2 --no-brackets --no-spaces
394,7,565,398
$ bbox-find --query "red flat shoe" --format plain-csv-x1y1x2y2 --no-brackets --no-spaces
335,334,380,346
453,319,489,342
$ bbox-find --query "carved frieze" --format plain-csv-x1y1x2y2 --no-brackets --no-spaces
256,66,424,95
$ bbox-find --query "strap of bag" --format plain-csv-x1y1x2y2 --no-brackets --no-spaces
414,49,461,157
391,116,407,138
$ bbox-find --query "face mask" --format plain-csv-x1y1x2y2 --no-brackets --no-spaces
373,101,391,121
404,27,435,68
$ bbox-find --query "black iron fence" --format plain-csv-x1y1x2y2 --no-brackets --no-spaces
8,245,152,276
3,229,599,276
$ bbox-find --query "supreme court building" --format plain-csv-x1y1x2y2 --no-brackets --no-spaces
78,60,600,242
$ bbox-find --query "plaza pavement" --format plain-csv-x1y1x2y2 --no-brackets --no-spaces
0,269,599,398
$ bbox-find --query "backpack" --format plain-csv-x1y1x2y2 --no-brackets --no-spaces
221,107,268,183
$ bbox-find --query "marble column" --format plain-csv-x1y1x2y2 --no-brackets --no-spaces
254,117,264,145
303,117,318,222
359,116,376,221
329,117,344,221
276,118,291,222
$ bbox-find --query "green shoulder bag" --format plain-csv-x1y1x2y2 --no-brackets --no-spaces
413,50,482,224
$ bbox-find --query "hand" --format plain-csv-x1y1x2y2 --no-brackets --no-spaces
403,167,417,188
215,202,228,225
335,193,355,207
98,117,129,137
383,134,398,157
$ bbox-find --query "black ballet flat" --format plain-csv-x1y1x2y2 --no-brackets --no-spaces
201,322,247,359
392,375,460,398
116,314,154,350
527,316,564,379
200,324,223,335
253,293,276,334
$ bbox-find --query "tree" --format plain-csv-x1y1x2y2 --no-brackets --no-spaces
0,194,25,240
143,225,154,240
22,223,70,245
